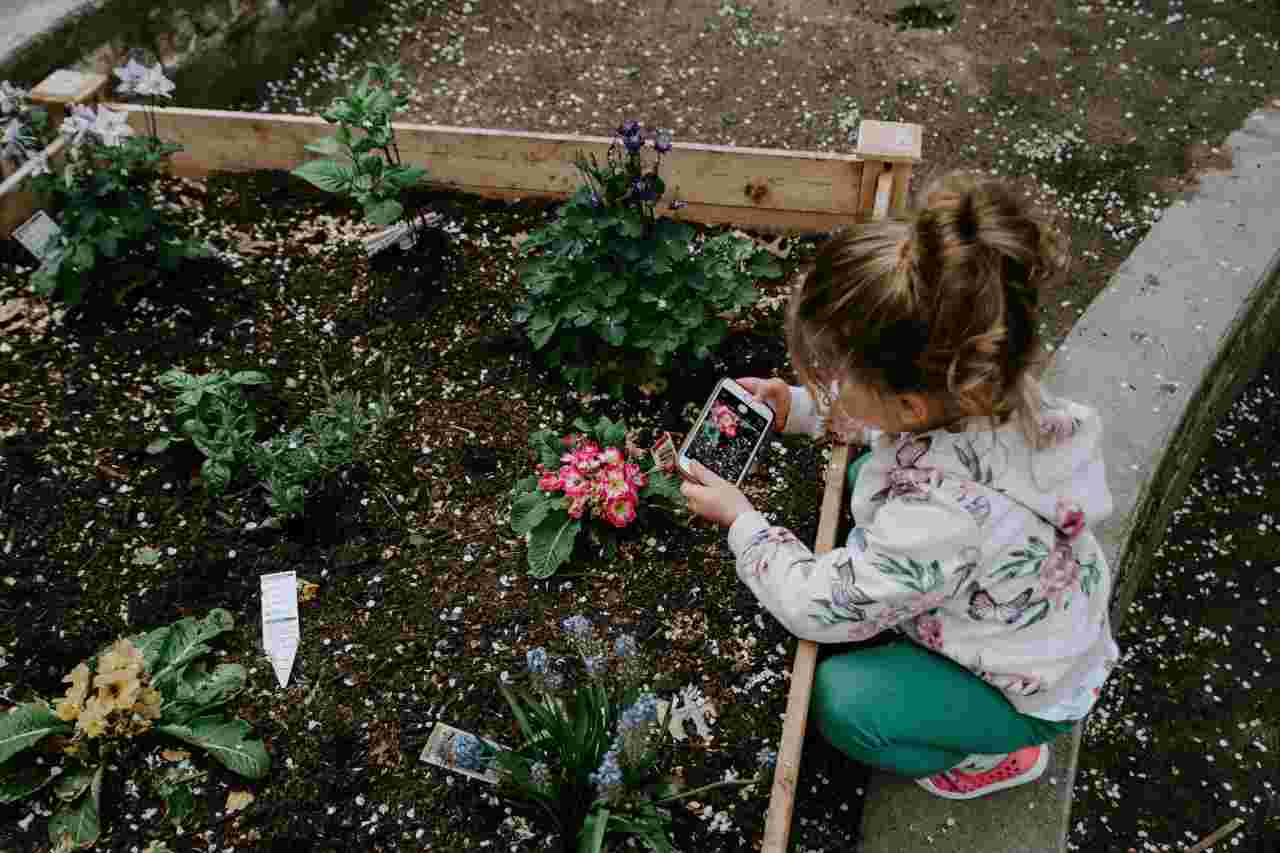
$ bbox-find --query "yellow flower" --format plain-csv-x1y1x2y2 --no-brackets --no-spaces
93,665,142,711
134,687,163,721
55,662,92,722
98,639,144,674
54,699,81,722
78,695,111,738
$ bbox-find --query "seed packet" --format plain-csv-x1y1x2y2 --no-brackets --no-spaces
420,722,504,785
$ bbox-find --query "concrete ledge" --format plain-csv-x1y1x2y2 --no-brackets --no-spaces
858,106,1280,853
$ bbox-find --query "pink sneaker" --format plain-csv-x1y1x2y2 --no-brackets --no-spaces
915,745,1050,800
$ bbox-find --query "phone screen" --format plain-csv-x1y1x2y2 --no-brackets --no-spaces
684,386,771,484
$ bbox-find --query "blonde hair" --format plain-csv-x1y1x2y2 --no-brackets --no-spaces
787,172,1068,449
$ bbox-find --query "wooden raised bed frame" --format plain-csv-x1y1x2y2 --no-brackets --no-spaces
0,90,922,852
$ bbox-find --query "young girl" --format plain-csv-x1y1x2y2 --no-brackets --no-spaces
681,173,1119,800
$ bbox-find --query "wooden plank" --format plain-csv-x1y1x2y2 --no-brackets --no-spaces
890,162,914,214
105,104,897,219
855,119,924,162
761,443,850,853
763,136,901,848
858,159,885,224
0,137,66,238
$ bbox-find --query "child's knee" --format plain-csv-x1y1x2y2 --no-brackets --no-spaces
811,657,886,751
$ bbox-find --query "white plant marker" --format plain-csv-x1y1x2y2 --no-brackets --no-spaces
421,722,503,784
658,688,716,742
260,570,299,688
13,211,62,262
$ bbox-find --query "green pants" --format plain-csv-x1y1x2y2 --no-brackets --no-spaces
814,451,1074,778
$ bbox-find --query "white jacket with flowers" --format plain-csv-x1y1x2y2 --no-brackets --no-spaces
726,386,1120,717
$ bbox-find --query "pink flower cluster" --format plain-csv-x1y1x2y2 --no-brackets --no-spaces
538,436,648,528
710,403,739,438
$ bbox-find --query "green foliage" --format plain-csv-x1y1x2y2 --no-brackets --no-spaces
291,62,431,229
0,610,268,849
27,105,207,307
152,360,394,517
511,416,681,577
514,120,783,392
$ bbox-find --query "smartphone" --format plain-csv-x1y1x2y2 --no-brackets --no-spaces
677,378,775,486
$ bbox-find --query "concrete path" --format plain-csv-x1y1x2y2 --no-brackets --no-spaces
0,0,96,79
859,104,1280,853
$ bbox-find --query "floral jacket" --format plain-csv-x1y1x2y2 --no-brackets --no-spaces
726,386,1120,716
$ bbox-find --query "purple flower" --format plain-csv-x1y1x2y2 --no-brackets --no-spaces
589,190,603,208
561,614,592,641
669,199,688,211
590,747,624,795
653,129,673,153
618,693,659,733
617,119,641,137
630,175,659,203
584,655,603,675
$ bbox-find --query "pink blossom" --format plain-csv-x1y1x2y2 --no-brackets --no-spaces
624,463,647,489
602,494,637,528
567,494,590,518
711,403,739,438
1039,542,1081,608
600,447,624,466
538,470,563,492
560,466,591,498
1055,498,1086,539
915,613,944,650
601,465,632,500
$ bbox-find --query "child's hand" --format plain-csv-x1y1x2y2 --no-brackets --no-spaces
737,377,790,432
680,460,755,528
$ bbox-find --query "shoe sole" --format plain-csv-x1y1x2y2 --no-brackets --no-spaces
916,745,1051,801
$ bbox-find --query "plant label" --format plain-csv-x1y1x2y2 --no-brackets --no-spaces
420,722,504,785
658,694,716,742
260,570,299,688
13,211,63,262
362,214,440,258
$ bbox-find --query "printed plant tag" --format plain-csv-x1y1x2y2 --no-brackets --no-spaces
260,571,299,688
13,211,63,262
420,722,504,784
361,213,440,258
651,432,677,473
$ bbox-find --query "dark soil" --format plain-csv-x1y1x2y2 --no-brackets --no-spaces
0,171,859,852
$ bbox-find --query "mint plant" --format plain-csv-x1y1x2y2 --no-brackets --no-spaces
153,367,270,495
510,416,681,577
0,610,269,850
291,62,432,233
27,59,207,307
514,119,783,392
489,616,767,852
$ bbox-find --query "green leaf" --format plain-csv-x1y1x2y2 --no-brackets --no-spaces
526,513,581,579
0,703,73,765
230,371,271,386
161,782,195,828
510,492,553,536
47,765,102,851
579,808,610,853
304,135,343,156
291,159,355,194
0,760,60,804
53,765,95,802
163,663,248,725
146,437,172,455
640,470,682,502
364,198,404,226
149,610,235,690
158,717,270,780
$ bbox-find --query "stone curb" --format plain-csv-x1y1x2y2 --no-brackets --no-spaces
859,105,1280,853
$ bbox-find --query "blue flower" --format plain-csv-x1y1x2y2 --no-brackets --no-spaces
590,747,624,796
526,647,548,674
561,614,592,641
584,655,604,675
757,746,778,770
630,176,659,203
654,129,673,153
612,634,637,659
529,761,550,787
589,190,603,208
618,119,644,153
669,199,688,211
617,119,641,137
452,733,488,772
618,693,659,734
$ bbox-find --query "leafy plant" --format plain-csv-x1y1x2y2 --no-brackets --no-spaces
27,59,208,307
489,616,767,853
0,610,269,850
291,61,432,232
511,415,681,577
514,119,783,392
0,80,49,171
152,358,394,517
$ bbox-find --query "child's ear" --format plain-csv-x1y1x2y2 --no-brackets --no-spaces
898,393,932,430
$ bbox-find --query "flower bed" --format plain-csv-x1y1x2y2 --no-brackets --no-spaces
0,164,875,851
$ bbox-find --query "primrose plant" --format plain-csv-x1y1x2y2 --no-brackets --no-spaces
515,118,783,392
0,610,269,850
510,415,682,577
292,62,433,236
27,57,207,307
478,615,769,852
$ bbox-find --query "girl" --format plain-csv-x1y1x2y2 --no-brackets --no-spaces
681,173,1119,800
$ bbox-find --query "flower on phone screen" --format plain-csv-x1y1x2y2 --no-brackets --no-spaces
709,402,739,439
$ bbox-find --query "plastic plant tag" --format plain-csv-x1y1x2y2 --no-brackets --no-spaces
260,570,299,688
651,432,677,473
362,213,439,258
420,722,504,785
657,690,716,742
13,211,63,262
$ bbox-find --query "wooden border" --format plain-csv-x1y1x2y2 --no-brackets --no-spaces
760,166,902,853
1,105,920,237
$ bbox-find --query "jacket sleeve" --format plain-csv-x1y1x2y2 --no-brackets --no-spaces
726,488,979,643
